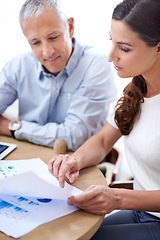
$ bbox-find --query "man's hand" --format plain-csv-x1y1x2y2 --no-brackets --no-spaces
0,115,11,136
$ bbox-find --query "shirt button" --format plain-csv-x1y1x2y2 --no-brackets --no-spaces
68,93,71,100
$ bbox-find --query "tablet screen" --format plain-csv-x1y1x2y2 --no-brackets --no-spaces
0,142,17,160
0,144,8,153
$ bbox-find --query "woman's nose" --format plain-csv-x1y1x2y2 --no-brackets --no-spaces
107,44,117,63
107,47,114,62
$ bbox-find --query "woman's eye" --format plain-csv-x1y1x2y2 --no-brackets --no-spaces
120,46,131,53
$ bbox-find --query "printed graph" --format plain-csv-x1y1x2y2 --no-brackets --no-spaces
0,195,41,222
0,165,18,179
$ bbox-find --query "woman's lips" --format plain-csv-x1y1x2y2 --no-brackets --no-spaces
114,63,122,71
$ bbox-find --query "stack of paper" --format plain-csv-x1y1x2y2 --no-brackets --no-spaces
0,158,82,238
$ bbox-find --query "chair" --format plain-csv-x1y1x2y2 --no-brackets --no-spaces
109,180,133,189
54,139,67,154
97,147,122,185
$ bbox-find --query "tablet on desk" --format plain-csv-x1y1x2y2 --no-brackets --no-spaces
0,142,17,160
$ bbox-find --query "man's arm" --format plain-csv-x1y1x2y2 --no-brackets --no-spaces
15,57,117,151
0,52,117,151
0,115,11,136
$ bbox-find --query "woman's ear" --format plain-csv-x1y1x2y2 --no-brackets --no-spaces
157,42,160,52
68,17,74,38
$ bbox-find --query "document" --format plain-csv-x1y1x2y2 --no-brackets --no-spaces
0,158,82,238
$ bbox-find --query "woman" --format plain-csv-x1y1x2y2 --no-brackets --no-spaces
48,0,160,239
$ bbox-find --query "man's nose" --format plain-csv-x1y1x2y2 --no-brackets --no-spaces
42,43,55,58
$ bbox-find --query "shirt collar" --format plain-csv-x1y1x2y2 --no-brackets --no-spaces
64,38,82,76
39,63,56,79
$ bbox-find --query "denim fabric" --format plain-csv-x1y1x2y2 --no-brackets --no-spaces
91,210,160,240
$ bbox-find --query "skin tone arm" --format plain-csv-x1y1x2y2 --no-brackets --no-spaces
48,122,160,215
72,122,122,169
0,115,11,136
66,184,160,215
48,122,122,188
65,162,160,214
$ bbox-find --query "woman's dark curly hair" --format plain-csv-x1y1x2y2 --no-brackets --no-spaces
112,0,160,135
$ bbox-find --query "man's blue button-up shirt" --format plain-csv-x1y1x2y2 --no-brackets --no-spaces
0,39,117,150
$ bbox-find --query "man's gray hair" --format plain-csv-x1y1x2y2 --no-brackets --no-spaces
19,0,68,27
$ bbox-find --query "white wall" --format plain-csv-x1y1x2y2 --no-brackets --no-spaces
0,1,117,64
0,0,29,70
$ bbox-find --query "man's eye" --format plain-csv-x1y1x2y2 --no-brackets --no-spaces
50,37,57,40
120,46,130,53
49,35,59,40
32,41,40,46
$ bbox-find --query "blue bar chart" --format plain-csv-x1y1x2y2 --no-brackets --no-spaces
0,199,28,213
0,194,41,223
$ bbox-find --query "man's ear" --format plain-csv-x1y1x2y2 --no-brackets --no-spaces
68,17,74,37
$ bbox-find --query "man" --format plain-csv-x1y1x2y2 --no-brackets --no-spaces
0,0,117,151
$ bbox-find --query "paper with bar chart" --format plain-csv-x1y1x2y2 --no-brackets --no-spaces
0,158,82,238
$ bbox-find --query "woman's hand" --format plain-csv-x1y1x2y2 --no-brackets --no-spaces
67,185,119,215
48,154,79,188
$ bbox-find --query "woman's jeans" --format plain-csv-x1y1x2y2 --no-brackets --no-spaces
91,210,160,240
